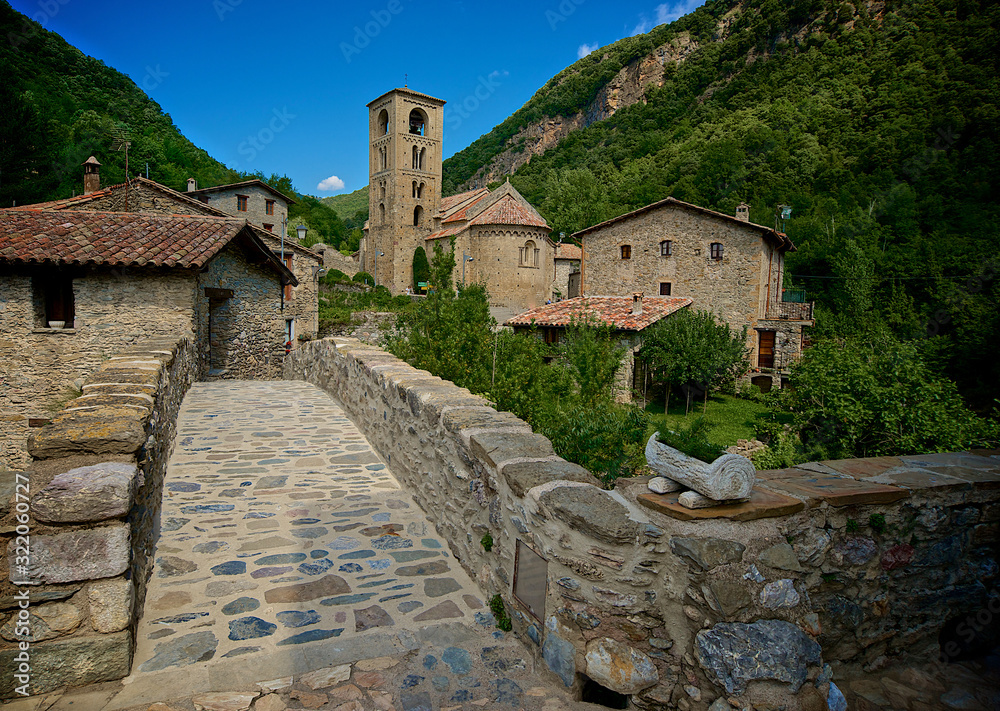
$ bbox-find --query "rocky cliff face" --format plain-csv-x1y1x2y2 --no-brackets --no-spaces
457,33,702,191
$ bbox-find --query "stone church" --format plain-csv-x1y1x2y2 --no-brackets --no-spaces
362,88,555,311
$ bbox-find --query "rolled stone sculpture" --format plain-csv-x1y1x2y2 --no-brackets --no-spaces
648,476,684,494
677,490,748,510
645,432,755,501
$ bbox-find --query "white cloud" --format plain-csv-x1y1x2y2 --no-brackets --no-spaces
316,175,345,192
630,17,651,36
655,0,704,26
578,42,598,58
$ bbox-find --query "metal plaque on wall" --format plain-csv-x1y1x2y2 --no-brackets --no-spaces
513,539,547,621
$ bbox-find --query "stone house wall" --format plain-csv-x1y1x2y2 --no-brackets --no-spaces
285,338,1000,710
194,243,285,379
81,182,204,216
582,204,800,371
552,258,579,300
0,337,197,698
0,268,196,470
199,185,288,234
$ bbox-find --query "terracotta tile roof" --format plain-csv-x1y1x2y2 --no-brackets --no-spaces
469,194,549,228
506,296,692,332
442,191,491,224
425,226,467,241
572,196,795,251
15,182,127,211
439,188,489,215
554,243,582,260
1,209,251,269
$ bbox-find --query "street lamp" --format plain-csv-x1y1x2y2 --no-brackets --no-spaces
462,251,474,285
296,224,307,242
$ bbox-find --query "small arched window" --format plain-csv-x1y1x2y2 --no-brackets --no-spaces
379,203,385,224
377,109,389,135
417,182,425,198
660,240,672,257
412,145,419,169
380,183,386,200
379,146,387,171
413,205,423,226
710,242,724,260
419,147,426,170
409,109,426,136
621,245,632,260
520,240,539,267
412,181,418,198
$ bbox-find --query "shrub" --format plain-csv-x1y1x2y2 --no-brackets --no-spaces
352,271,374,286
652,417,726,463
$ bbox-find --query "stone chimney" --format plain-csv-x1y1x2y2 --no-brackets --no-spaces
632,292,643,316
735,203,750,222
187,178,197,192
82,156,101,195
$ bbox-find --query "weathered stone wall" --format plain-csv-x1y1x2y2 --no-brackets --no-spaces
194,242,284,379
0,268,196,470
285,338,1000,710
200,185,288,233
254,233,322,345
0,336,197,698
582,204,802,371
552,259,579,301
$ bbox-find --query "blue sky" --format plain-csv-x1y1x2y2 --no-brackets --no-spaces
10,0,705,196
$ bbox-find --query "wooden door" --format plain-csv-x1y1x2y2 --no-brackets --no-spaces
758,330,776,369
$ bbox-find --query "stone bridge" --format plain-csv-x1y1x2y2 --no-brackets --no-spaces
1,335,998,711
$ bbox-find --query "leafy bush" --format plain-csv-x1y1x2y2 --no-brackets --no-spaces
652,417,726,463
539,405,649,485
352,271,374,286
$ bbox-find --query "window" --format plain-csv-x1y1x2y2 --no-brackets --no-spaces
34,274,75,328
519,240,540,267
420,147,426,170
409,109,426,136
377,109,389,135
710,242,724,260
758,330,776,368
379,203,385,224
380,182,386,200
285,318,295,351
620,245,631,260
659,282,672,296
379,146,387,171
660,240,672,256
282,254,293,301
413,205,423,226
265,199,275,216
263,224,274,232
412,145,419,170
236,195,248,212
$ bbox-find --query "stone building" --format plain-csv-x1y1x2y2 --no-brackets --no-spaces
362,88,555,310
552,241,582,300
185,178,295,236
575,197,814,389
507,294,692,400
0,209,295,469
25,165,321,348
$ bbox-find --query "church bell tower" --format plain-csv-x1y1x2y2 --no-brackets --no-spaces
366,88,445,294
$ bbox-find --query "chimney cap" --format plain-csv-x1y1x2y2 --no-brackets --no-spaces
82,156,101,166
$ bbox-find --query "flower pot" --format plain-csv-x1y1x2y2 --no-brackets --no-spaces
47,320,66,329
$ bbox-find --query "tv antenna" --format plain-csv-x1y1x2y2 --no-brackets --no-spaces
111,126,133,210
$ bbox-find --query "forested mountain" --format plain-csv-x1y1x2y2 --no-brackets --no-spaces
442,0,1000,408
0,2,242,206
321,186,368,221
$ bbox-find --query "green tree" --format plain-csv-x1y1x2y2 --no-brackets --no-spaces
638,309,749,414
412,247,430,292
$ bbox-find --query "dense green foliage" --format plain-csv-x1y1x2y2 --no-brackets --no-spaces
386,243,648,483
654,418,727,464
321,186,368,220
0,2,242,206
638,309,749,413
442,0,1000,406
411,247,430,292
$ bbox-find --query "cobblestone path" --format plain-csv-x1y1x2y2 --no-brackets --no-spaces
101,381,583,710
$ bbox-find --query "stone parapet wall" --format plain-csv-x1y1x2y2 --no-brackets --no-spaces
285,338,1000,710
0,336,197,698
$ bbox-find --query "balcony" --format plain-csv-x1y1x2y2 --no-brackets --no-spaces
764,300,814,322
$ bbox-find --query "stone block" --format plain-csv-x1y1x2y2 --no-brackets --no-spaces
702,580,752,618
584,637,658,694
502,459,600,498
0,601,83,642
470,431,554,471
695,619,821,694
0,630,131,697
88,576,134,633
10,523,129,584
28,407,148,459
759,543,805,572
538,485,640,544
441,407,528,435
669,537,745,571
760,579,800,609
762,473,909,507
31,461,138,523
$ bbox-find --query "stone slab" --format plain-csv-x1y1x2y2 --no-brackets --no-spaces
916,466,1000,490
0,630,131,696
470,431,554,471
862,467,973,492
11,523,130,584
502,459,600,498
820,456,904,479
28,407,148,459
31,461,138,523
637,487,804,521
760,473,909,507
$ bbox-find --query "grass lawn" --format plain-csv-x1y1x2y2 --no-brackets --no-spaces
643,392,781,448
